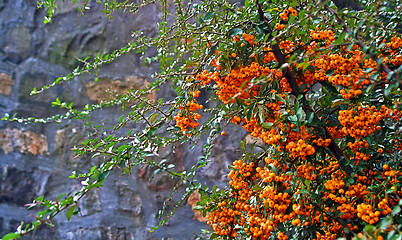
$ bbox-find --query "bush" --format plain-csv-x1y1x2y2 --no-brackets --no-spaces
2,0,402,239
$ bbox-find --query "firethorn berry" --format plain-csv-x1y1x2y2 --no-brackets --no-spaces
192,90,201,98
275,23,285,30
198,8,402,240
242,33,255,45
233,35,240,42
174,101,203,134
231,116,241,125
221,131,226,136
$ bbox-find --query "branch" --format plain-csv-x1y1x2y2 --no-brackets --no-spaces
324,2,402,86
255,0,350,173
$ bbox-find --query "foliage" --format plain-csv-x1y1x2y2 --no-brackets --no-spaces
2,0,402,239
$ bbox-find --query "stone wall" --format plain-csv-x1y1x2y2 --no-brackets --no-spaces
0,1,247,239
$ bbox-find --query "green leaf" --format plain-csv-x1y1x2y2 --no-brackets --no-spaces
229,28,243,37
262,122,274,128
210,233,220,239
57,194,66,201
322,81,338,94
334,32,346,44
385,84,396,97
1,233,21,240
252,185,263,191
307,112,314,124
150,113,159,124
97,170,110,183
66,205,76,221
331,99,348,108
392,205,401,216
119,115,125,123
204,12,215,20
241,140,246,151
364,224,375,232
305,180,311,191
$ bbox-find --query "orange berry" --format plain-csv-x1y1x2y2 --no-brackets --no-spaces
288,141,296,148
221,131,226,136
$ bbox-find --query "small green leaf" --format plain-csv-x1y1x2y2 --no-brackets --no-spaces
262,122,274,128
229,28,243,37
97,170,110,183
252,185,263,191
204,12,215,20
119,115,125,123
150,113,159,124
210,233,220,239
307,112,314,124
326,69,334,76
2,233,21,240
334,32,346,44
305,180,311,191
331,99,348,108
241,140,246,151
392,205,401,216
66,205,76,221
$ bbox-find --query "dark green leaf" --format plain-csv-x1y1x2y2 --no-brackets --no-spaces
97,170,110,183
229,28,243,37
204,12,215,20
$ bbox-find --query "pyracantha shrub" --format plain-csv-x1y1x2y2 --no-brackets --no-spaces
2,0,402,240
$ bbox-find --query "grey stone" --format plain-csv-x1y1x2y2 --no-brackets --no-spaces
3,25,32,63
54,126,91,169
79,189,102,216
0,166,49,205
116,181,142,216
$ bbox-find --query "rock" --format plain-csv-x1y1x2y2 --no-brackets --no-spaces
138,143,185,191
3,25,32,63
186,190,208,222
14,58,85,107
0,73,13,95
79,189,102,216
244,133,264,145
0,128,48,155
198,138,235,186
37,8,108,69
0,129,13,154
116,181,142,216
65,227,103,240
65,226,133,240
28,224,59,240
85,76,156,103
54,0,83,15
54,127,90,169
103,227,132,240
0,166,49,205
